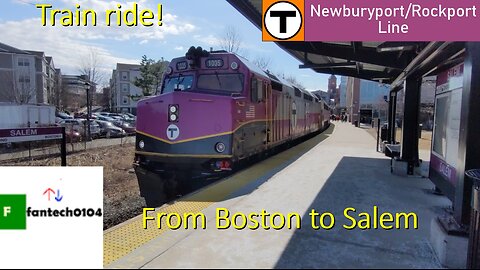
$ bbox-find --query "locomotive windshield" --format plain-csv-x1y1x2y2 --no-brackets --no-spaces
197,73,244,94
161,75,194,94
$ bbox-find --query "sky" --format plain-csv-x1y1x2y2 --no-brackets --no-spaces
0,0,331,91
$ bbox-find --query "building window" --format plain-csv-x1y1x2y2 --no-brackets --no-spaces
121,71,129,81
18,58,30,67
121,83,129,93
19,75,31,83
122,96,129,105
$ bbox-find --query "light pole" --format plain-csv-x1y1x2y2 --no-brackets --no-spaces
85,81,92,141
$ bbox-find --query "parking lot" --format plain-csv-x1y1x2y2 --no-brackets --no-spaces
0,111,137,162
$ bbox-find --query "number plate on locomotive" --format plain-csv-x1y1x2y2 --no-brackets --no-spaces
205,59,224,68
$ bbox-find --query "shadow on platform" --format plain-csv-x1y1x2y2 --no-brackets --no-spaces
272,156,450,268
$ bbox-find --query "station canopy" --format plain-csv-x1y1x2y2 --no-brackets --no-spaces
227,0,465,88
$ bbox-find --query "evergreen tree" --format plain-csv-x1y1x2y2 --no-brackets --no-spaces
134,55,168,97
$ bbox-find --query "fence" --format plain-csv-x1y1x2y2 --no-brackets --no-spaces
0,127,67,165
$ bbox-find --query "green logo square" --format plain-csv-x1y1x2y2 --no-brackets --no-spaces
0,195,26,230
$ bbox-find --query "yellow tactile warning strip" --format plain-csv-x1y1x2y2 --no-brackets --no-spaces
103,125,334,267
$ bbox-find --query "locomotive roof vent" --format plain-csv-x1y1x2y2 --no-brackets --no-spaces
185,46,210,68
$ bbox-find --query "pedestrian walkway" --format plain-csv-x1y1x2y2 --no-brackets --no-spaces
106,122,449,268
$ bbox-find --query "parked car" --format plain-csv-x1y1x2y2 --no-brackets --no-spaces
95,115,116,122
75,113,98,120
58,119,86,132
94,112,136,126
121,113,136,122
118,121,136,135
64,127,82,143
97,112,118,118
56,111,73,120
58,119,101,139
85,120,101,139
96,120,126,138
110,115,124,121
125,113,136,119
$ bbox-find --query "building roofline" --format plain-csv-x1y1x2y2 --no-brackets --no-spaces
0,42,32,55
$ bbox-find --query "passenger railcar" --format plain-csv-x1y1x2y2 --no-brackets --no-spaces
134,47,330,204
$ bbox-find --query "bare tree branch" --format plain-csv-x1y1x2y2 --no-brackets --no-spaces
79,48,105,87
0,71,36,104
220,25,242,54
285,74,306,90
48,75,60,108
252,56,272,71
0,71,15,102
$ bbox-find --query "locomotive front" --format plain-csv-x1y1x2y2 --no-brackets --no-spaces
134,48,248,204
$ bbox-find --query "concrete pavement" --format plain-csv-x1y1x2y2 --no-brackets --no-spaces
107,122,449,268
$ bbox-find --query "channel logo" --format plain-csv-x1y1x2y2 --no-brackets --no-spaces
0,195,26,230
0,188,102,231
262,0,305,41
0,167,103,268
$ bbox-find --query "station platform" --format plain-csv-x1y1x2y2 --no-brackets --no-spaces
104,122,450,268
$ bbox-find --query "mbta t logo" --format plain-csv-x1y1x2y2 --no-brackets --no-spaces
263,0,305,41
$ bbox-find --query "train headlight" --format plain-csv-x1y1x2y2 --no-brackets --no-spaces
215,142,226,153
231,61,239,70
166,66,173,75
169,104,179,122
139,140,145,149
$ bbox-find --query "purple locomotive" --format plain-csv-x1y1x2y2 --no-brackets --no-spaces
134,47,331,205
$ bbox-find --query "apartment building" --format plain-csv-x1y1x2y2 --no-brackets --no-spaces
61,75,93,112
0,43,38,104
110,63,144,114
0,42,60,105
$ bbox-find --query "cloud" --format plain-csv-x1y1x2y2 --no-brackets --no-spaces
193,34,222,47
174,46,184,51
0,18,138,76
0,1,197,84
31,5,195,42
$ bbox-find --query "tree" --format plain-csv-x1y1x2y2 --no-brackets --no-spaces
47,83,58,108
79,48,104,87
134,55,169,97
150,58,169,94
285,75,306,90
374,95,389,120
0,71,36,104
252,56,272,71
58,81,71,111
48,73,61,109
220,25,242,54
60,82,85,113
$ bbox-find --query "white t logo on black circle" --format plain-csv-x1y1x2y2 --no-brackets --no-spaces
264,1,302,40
